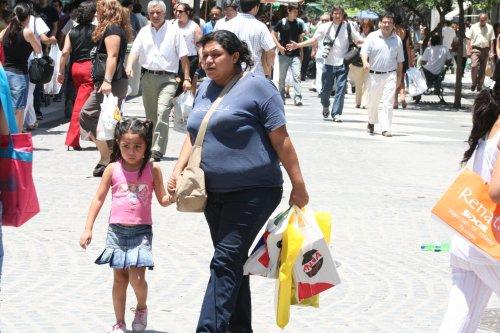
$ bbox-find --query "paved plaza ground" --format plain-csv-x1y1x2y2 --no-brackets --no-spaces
1,74,499,332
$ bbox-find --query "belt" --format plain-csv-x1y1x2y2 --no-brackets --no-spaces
369,69,396,74
142,68,175,75
472,46,489,50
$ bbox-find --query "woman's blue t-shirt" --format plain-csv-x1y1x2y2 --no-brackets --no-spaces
187,73,286,192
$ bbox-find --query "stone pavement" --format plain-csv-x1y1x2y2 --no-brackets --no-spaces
1,73,499,333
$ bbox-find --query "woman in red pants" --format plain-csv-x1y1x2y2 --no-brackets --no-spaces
57,1,96,150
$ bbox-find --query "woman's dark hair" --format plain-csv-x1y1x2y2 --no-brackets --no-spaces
461,90,500,166
76,0,96,25
5,3,30,46
177,3,193,20
430,33,442,46
199,30,254,71
111,118,154,176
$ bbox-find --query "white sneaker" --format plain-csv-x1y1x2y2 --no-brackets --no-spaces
111,322,126,333
333,114,342,122
132,307,148,332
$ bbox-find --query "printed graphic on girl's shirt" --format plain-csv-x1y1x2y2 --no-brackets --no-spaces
115,183,150,206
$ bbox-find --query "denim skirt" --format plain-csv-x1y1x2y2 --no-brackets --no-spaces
5,71,29,110
95,224,154,270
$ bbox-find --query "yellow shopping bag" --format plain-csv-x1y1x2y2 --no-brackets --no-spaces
275,210,304,328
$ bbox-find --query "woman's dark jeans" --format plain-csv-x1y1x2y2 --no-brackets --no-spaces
196,186,283,333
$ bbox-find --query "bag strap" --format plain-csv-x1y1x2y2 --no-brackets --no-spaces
325,21,343,45
0,68,18,134
187,72,246,167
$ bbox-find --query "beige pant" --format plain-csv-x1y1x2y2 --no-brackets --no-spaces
142,72,178,155
365,72,397,132
470,47,490,89
348,65,369,106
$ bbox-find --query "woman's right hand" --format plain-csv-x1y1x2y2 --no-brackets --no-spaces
79,230,92,249
56,73,64,84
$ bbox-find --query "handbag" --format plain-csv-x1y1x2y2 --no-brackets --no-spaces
431,168,500,260
344,23,362,67
28,21,54,84
0,68,40,227
91,32,124,83
175,73,245,212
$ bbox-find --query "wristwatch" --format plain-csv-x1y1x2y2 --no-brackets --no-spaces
103,77,112,84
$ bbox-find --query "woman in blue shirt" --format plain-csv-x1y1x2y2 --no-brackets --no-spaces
169,30,308,333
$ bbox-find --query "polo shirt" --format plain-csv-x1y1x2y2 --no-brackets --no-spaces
361,30,404,72
466,23,495,49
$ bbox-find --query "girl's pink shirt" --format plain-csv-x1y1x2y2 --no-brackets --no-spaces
109,160,154,225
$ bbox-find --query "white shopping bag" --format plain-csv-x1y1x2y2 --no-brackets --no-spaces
96,93,121,141
173,91,194,132
406,67,427,97
291,206,341,302
244,208,292,278
43,44,62,95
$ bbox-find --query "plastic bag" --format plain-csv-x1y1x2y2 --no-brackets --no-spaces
173,91,194,132
291,206,340,303
43,44,62,95
406,67,427,97
96,93,121,141
244,207,292,278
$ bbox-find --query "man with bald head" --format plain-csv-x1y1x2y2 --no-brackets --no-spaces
466,13,495,91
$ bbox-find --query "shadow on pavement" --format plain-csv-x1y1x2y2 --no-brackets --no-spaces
479,308,500,332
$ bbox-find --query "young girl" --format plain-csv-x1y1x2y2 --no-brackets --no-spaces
439,85,500,332
79,118,173,333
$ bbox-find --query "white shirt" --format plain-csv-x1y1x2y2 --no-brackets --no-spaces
216,13,275,75
466,22,495,48
421,45,452,75
361,30,404,72
441,26,456,50
450,131,500,265
313,21,361,66
178,20,199,56
28,16,49,60
213,14,237,31
130,22,188,72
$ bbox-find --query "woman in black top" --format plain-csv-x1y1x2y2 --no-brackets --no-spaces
79,0,132,177
57,0,96,151
0,2,41,130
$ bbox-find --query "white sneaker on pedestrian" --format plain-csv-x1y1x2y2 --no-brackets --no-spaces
132,307,148,332
111,322,126,333
333,114,342,122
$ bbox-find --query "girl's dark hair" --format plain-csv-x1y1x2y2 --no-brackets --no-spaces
199,30,254,71
461,89,500,166
111,118,154,176
77,0,96,25
5,3,30,46
177,3,193,20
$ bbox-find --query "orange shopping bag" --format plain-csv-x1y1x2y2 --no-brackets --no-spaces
432,169,500,260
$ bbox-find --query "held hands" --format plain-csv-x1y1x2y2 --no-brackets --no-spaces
286,41,299,52
98,81,112,95
289,182,309,209
79,229,92,249
167,172,179,195
363,62,371,70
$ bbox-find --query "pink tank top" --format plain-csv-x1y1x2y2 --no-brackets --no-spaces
109,160,154,225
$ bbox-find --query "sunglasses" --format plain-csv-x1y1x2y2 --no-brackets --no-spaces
175,9,185,13
321,19,329,23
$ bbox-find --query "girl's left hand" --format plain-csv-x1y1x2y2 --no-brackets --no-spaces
98,81,112,95
289,183,309,208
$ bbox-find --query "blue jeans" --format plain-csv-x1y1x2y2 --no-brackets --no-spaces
278,54,302,103
197,186,283,333
321,64,349,117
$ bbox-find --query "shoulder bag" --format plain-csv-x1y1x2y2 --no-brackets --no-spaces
28,20,54,84
175,73,245,212
90,29,124,83
344,23,362,67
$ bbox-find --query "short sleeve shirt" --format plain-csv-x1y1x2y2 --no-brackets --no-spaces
187,73,286,192
421,45,452,75
34,5,59,35
466,23,495,48
313,21,362,66
273,19,304,57
361,30,404,72
99,24,128,81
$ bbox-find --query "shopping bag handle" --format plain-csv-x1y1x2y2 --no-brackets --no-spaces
0,67,18,134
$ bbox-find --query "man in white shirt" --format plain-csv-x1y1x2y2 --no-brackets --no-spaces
215,0,275,76
311,13,331,94
125,0,191,161
288,6,362,121
442,21,456,51
213,0,238,31
466,13,495,91
421,34,453,88
361,12,404,137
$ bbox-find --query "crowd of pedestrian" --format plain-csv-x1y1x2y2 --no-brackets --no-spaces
0,0,499,332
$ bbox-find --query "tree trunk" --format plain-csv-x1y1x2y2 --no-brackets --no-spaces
453,0,465,108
